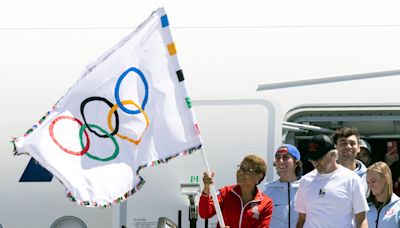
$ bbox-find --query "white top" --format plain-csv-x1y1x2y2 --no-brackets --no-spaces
295,165,369,228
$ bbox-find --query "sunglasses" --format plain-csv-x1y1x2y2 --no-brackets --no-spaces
236,165,258,175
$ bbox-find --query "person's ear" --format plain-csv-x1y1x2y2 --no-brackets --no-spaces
297,160,303,168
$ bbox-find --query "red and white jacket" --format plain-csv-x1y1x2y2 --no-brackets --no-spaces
199,184,273,228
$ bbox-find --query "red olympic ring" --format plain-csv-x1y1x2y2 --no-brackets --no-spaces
49,115,91,156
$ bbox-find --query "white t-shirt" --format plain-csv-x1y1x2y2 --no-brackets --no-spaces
295,165,369,228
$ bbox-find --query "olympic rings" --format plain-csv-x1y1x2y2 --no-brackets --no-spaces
79,124,119,162
49,67,150,162
114,67,149,115
107,100,150,145
80,96,120,138
49,116,90,156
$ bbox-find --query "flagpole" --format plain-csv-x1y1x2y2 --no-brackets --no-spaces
200,147,226,227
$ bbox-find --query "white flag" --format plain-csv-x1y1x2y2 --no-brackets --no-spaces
12,7,202,207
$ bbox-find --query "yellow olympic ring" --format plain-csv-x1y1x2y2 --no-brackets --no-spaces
107,100,150,145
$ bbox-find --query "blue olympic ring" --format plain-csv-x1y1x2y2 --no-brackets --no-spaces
114,67,149,115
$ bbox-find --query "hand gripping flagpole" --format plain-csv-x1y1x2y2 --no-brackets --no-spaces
201,147,226,227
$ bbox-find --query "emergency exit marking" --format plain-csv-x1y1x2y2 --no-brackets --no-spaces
190,176,199,183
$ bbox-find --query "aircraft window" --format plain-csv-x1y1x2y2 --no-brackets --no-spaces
50,216,87,228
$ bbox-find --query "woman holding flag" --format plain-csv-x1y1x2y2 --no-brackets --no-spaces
199,154,273,228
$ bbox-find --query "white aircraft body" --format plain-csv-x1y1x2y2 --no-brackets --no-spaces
1,1,400,227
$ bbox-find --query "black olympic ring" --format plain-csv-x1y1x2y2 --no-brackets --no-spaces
80,96,120,138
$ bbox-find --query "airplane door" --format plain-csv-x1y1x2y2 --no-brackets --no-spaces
123,99,282,228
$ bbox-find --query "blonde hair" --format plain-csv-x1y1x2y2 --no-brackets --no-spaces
367,162,393,206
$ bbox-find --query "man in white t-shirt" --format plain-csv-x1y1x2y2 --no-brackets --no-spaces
295,134,369,228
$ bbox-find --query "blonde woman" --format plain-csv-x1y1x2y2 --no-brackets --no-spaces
366,161,400,227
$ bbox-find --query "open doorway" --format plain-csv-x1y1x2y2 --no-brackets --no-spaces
283,104,400,175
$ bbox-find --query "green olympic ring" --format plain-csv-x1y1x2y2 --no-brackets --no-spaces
79,123,119,162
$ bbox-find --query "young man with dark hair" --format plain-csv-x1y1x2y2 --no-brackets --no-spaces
333,127,368,194
264,144,303,228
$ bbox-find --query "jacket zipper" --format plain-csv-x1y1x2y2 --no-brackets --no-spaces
239,200,254,228
375,207,382,228
288,182,291,228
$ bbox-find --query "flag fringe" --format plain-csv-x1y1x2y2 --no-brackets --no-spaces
11,139,17,156
11,138,30,156
12,105,57,145
65,144,202,208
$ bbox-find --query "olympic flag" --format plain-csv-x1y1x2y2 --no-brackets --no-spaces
12,8,202,207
